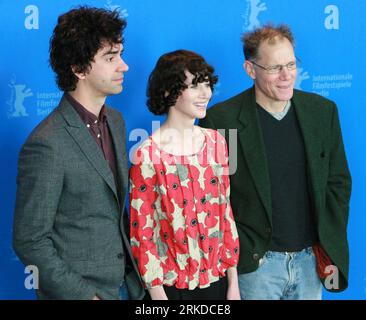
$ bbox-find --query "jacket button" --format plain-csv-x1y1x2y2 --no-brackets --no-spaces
253,253,259,260
117,253,124,259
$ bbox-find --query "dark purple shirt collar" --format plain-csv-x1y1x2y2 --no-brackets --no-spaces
65,93,107,125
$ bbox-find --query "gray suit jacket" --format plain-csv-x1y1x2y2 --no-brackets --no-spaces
13,95,145,300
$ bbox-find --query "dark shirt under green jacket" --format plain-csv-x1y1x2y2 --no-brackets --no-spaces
256,103,317,252
199,87,352,292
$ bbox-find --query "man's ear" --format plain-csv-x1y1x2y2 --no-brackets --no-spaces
71,65,86,80
243,60,256,80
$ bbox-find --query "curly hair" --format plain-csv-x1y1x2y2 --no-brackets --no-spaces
49,6,127,92
147,50,218,115
241,23,295,61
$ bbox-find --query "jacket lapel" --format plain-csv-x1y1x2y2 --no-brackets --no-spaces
292,93,323,217
107,110,128,203
237,88,272,222
58,96,118,198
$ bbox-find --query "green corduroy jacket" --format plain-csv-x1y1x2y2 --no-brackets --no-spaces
199,87,352,292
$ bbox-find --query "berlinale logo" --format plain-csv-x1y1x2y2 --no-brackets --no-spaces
295,68,310,90
105,0,129,18
242,0,267,31
7,75,33,118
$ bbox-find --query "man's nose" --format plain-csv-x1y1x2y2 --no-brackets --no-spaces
118,57,129,72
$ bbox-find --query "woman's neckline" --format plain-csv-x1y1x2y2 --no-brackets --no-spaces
149,127,207,157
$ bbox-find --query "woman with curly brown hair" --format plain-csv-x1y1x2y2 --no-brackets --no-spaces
129,50,240,300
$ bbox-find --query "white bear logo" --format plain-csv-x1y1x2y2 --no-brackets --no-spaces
295,68,310,90
243,0,267,31
8,77,33,117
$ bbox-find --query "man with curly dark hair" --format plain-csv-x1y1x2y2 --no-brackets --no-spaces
13,6,144,300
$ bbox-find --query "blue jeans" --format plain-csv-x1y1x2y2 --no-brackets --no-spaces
119,281,130,300
239,247,322,300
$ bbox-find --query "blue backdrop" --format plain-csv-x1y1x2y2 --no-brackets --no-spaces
1,0,365,299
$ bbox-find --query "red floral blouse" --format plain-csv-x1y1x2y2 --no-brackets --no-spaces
129,128,239,290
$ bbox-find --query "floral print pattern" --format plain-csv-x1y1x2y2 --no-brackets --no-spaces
130,128,239,290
